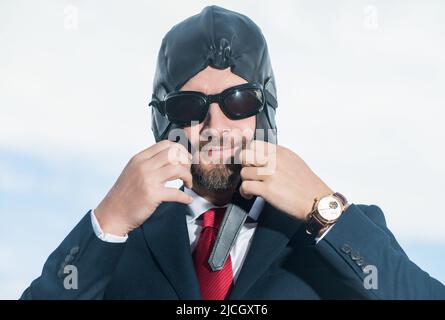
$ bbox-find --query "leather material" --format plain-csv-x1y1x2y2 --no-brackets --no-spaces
306,213,326,235
149,5,278,144
208,203,248,271
209,190,257,271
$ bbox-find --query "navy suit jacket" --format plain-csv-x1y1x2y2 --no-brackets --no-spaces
21,202,445,299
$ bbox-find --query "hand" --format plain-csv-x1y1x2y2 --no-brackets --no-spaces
95,140,193,236
239,141,333,221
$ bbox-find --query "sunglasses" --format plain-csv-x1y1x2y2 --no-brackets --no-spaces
150,83,265,126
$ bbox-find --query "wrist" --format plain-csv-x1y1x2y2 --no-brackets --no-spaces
305,192,348,235
303,189,334,221
94,206,130,237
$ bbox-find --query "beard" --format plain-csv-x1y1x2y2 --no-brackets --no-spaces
190,134,248,192
191,162,241,192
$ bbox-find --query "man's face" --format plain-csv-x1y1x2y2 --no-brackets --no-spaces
181,66,256,192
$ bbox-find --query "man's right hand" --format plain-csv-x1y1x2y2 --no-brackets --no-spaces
94,140,194,236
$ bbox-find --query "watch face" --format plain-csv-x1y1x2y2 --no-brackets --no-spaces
317,196,342,221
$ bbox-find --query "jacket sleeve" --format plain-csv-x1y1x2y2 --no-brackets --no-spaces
20,211,126,299
315,204,445,299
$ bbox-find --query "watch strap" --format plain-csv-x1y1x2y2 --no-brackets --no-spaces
306,212,325,235
333,192,348,206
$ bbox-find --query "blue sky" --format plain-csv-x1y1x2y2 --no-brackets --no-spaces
1,0,445,299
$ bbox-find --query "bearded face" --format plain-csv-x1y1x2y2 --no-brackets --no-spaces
190,131,250,192
173,67,256,193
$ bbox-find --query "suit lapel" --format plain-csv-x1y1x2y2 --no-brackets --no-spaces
228,202,303,299
141,201,201,299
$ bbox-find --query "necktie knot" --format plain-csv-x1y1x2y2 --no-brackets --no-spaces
202,207,226,229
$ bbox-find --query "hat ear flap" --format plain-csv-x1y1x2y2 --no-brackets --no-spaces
253,76,278,144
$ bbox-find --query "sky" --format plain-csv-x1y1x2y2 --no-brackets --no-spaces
1,0,445,299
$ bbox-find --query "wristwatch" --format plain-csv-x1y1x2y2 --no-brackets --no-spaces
306,192,348,235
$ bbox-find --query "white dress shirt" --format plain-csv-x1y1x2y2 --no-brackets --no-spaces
182,187,265,282
90,187,331,282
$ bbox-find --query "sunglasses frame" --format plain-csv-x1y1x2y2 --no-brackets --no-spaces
157,82,265,126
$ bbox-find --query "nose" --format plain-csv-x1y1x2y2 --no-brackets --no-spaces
202,102,233,134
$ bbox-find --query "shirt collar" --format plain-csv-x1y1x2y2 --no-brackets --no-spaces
183,187,264,223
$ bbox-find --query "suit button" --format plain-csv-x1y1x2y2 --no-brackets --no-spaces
356,258,366,267
340,244,352,254
70,246,80,255
350,250,361,261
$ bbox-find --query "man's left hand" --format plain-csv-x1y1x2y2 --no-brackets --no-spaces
239,141,333,221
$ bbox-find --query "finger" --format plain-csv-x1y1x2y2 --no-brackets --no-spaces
166,143,193,165
239,180,266,199
159,187,193,204
239,149,269,167
133,140,175,162
155,164,193,189
240,140,276,167
248,140,276,154
240,167,264,181
146,144,192,170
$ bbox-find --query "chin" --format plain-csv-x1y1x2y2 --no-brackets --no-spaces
191,162,241,192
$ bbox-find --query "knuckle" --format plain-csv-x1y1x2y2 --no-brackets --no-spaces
166,148,179,165
130,153,141,164
174,142,188,154
159,140,173,147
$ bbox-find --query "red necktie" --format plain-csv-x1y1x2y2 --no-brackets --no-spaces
192,207,234,300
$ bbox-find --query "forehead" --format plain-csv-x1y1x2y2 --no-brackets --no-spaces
180,66,248,94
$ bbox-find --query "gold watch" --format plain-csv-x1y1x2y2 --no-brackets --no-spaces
306,192,348,235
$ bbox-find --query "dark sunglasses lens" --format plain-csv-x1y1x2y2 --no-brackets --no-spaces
165,94,207,124
223,88,264,118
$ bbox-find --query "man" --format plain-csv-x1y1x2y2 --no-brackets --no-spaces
22,5,445,299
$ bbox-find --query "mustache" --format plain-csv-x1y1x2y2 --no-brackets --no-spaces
196,135,250,151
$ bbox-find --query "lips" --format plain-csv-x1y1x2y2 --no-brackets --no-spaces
197,139,244,162
201,143,241,160
208,146,235,157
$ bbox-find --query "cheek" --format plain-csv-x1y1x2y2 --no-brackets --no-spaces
236,115,256,140
183,124,203,145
